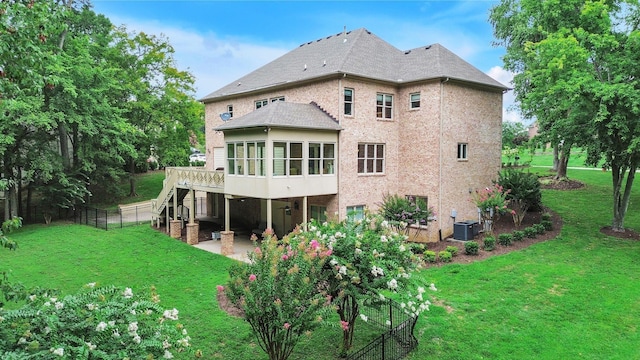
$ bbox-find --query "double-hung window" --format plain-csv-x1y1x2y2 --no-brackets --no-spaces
227,105,234,117
457,143,468,160
308,143,335,175
410,93,420,109
273,142,303,176
358,143,384,174
310,205,327,222
376,93,393,119
227,141,265,176
344,88,354,116
346,205,365,221
270,96,285,102
247,142,266,176
227,142,245,175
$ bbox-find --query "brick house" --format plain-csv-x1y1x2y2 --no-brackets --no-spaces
153,28,506,243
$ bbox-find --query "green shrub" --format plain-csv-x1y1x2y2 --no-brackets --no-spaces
541,220,553,231
541,212,552,221
424,250,437,263
445,245,459,257
410,243,426,255
0,284,195,359
464,241,479,255
497,168,543,211
512,230,525,242
438,250,452,263
483,236,496,251
524,227,537,238
498,233,513,246
533,223,546,234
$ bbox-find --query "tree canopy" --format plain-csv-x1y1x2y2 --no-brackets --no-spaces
0,0,203,221
490,0,640,231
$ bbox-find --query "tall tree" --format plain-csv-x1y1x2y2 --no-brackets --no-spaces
110,28,203,197
491,0,640,232
0,0,63,220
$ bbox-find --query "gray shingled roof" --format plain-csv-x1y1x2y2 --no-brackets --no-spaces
202,28,506,101
215,101,342,131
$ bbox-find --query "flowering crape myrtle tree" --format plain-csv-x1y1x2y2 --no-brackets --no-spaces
0,283,197,359
299,213,435,354
471,183,511,233
223,233,334,360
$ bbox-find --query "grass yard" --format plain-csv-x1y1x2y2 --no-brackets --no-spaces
2,169,640,359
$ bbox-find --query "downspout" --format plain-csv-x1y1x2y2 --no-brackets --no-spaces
439,77,449,238
338,73,346,219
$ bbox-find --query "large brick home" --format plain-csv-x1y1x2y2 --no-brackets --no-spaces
153,28,506,243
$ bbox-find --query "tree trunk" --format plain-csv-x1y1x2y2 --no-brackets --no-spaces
552,145,559,171
555,153,569,179
337,294,359,355
610,163,636,232
58,121,71,170
128,158,138,197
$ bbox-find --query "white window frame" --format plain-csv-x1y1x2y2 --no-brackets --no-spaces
308,143,335,175
457,143,468,160
273,141,303,177
247,141,266,176
227,105,234,118
376,93,393,119
255,99,268,109
310,205,327,222
358,143,385,174
410,93,420,109
346,205,365,221
344,88,354,116
270,96,285,102
227,141,265,176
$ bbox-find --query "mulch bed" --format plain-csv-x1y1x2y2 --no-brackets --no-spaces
423,209,563,267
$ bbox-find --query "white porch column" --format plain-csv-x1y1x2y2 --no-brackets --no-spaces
189,188,195,224
266,198,273,231
224,195,231,231
303,196,308,231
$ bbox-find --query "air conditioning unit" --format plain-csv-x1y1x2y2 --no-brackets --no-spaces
453,221,479,241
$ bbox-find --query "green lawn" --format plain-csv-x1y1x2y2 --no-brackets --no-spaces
3,170,640,359
504,147,602,169
93,170,166,209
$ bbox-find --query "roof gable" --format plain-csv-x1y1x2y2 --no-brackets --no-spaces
202,28,506,102
214,101,342,131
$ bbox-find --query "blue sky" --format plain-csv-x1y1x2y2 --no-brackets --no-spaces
92,0,521,123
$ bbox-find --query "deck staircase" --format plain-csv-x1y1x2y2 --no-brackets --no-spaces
151,167,225,223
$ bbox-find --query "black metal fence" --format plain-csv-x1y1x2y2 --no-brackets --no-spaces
72,197,207,231
73,205,150,230
347,298,419,360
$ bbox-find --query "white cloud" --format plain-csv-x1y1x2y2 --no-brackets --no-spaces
486,66,526,124
108,16,288,99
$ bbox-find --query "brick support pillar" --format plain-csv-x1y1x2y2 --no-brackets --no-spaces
170,220,181,239
221,231,234,256
186,222,199,245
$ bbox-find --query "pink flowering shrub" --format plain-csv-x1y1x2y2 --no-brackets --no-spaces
471,183,511,231
223,233,334,360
